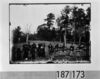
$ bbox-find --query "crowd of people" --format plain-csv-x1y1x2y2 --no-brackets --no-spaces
11,42,90,62
12,42,55,61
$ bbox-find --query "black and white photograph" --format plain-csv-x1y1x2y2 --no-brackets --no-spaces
0,71,100,79
9,3,91,64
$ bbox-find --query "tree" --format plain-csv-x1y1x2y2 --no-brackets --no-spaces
83,7,91,44
45,13,55,29
71,6,90,44
36,13,55,41
72,7,86,44
56,6,72,47
12,26,21,44
25,24,31,43
37,23,56,41
56,5,91,46
85,7,91,26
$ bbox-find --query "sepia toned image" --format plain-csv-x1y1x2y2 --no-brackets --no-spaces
9,3,91,64
0,71,100,79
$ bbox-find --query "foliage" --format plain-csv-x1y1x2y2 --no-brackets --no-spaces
56,5,91,44
12,5,91,44
12,26,21,44
44,13,55,29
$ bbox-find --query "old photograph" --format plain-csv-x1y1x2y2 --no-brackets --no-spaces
9,3,91,64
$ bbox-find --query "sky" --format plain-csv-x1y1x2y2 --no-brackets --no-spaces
10,4,90,34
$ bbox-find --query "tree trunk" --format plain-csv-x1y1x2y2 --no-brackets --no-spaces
79,35,81,45
26,33,29,43
73,22,75,43
64,29,67,47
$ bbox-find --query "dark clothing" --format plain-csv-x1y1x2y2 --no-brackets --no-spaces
16,48,22,61
70,45,74,51
48,44,54,55
23,44,30,60
30,43,36,59
37,44,45,58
